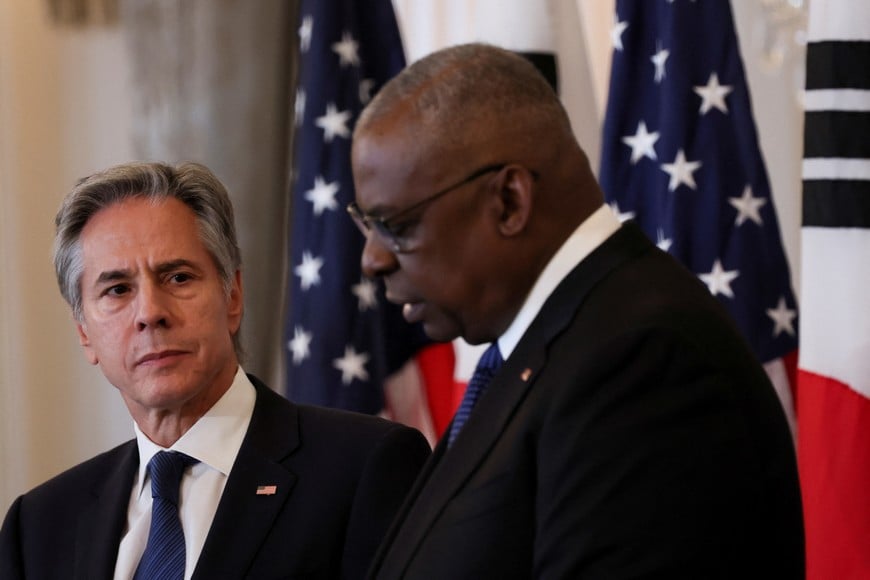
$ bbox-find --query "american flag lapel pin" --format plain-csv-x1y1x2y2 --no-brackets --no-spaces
256,485,277,496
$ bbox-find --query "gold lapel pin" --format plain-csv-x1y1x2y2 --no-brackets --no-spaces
520,368,532,382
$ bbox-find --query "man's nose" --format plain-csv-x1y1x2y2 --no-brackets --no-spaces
134,282,171,331
360,233,399,279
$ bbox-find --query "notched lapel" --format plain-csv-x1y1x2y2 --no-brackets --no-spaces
376,349,546,578
192,379,301,579
376,226,652,577
192,451,297,579
74,443,138,580
369,441,445,579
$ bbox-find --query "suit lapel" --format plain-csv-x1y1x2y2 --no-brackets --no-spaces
374,225,652,577
367,436,448,578
376,340,548,579
192,379,300,579
73,442,138,580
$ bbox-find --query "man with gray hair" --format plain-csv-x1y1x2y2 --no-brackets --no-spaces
0,161,430,579
350,43,804,578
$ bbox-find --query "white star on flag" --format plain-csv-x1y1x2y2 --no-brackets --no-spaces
766,296,797,337
287,0,440,417
299,15,313,53
611,18,629,51
693,72,733,115
728,185,767,226
651,42,670,83
333,345,370,385
352,278,378,311
600,0,800,445
315,103,351,143
295,88,306,127
699,259,739,299
331,31,360,67
661,148,702,191
294,251,324,291
610,201,636,223
656,228,673,252
288,325,313,365
305,176,340,215
622,120,660,164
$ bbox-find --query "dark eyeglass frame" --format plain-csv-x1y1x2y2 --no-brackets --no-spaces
347,163,507,253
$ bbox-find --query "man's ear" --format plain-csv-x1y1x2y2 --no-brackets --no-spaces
496,165,535,237
76,321,99,365
227,270,244,335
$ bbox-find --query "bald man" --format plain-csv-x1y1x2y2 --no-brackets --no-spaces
348,44,804,579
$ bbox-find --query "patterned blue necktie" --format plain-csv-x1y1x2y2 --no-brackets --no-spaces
133,451,198,580
447,343,504,448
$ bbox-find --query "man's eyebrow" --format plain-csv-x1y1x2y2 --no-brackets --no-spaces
154,259,201,276
92,260,201,286
94,269,131,286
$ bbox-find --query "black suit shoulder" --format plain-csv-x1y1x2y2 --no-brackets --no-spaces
1,440,136,580
372,226,802,579
4,439,136,530
3,379,431,580
204,376,431,580
246,376,430,482
296,402,428,455
530,229,803,577
15,440,136,508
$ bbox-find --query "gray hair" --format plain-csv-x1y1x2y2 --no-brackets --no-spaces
53,161,243,356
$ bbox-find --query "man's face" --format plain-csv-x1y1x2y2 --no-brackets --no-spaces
351,127,504,345
75,196,242,418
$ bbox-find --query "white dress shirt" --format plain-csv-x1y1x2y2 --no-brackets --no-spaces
498,204,621,359
113,366,256,580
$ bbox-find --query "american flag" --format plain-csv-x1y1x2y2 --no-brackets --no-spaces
285,0,431,414
599,0,799,426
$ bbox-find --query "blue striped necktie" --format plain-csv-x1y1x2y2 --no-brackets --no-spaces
448,343,504,448
134,451,198,580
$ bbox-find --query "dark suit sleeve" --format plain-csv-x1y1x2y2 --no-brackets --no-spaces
534,326,802,579
341,424,430,580
0,496,25,579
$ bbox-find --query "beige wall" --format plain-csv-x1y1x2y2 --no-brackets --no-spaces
0,1,134,507
0,1,806,511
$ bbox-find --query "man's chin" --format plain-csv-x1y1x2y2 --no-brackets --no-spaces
420,320,462,344
118,380,195,412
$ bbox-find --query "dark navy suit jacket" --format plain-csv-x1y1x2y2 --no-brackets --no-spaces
369,224,804,579
1,376,430,579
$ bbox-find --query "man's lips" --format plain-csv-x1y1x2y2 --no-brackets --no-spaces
402,302,426,324
136,350,187,366
386,291,426,324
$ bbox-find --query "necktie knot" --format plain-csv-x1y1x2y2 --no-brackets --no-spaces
148,451,198,505
448,343,504,448
134,451,198,580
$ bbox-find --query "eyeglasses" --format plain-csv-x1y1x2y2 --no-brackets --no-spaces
347,163,506,253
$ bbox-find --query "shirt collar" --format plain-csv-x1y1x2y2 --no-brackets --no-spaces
498,204,621,359
132,366,256,498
